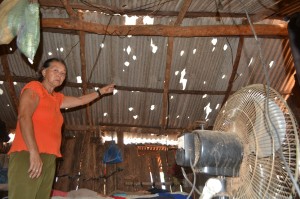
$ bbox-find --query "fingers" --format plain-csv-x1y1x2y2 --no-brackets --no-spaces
28,152,43,178
29,167,42,178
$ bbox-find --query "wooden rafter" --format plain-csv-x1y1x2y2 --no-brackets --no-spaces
160,0,192,132
0,55,18,113
41,18,288,37
60,0,78,18
222,37,244,106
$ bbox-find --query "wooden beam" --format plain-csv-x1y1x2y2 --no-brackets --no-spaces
41,18,288,37
64,124,181,135
1,55,18,113
0,75,292,95
222,37,244,107
60,0,78,18
174,0,192,26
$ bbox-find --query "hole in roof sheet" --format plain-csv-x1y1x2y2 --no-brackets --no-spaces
103,112,108,116
222,74,226,79
124,61,130,67
143,16,154,25
123,69,125,72
248,57,253,67
28,58,33,64
175,71,179,76
0,88,3,95
176,115,180,118
179,68,187,90
13,82,17,85
7,104,10,107
76,76,82,83
211,38,217,45
124,15,138,25
100,43,105,48
48,52,52,56
202,94,207,98
187,116,190,119
203,81,206,84
126,46,131,54
94,87,99,91
133,55,137,60
269,60,274,68
180,50,184,56
128,107,134,111
9,47,13,51
150,105,155,110
127,35,132,38
133,115,138,119
223,44,228,51
0,81,3,84
170,96,174,99
113,89,118,95
204,102,212,119
60,47,64,52
212,47,216,52
193,49,197,54
215,104,220,109
65,108,68,110
150,39,158,53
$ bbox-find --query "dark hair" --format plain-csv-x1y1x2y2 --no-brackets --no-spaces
38,58,67,82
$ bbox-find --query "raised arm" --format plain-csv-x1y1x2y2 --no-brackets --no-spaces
18,89,43,178
61,84,115,109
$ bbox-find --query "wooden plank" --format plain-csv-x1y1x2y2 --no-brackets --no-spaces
42,18,288,37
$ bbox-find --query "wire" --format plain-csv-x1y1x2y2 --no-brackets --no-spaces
239,1,300,197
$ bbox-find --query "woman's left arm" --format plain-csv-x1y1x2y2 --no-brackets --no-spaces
61,84,115,109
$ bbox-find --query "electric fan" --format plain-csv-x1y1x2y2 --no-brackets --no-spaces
176,84,300,199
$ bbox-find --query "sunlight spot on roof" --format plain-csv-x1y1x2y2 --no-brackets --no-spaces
248,57,253,67
13,82,17,85
150,38,158,53
223,44,228,51
180,68,187,90
143,16,154,25
150,105,155,110
126,46,131,54
269,60,274,68
113,89,118,95
28,58,33,64
0,88,3,95
9,47,13,51
216,104,220,109
100,43,105,48
103,112,108,116
133,55,137,60
175,71,179,76
48,52,52,56
60,47,64,52
170,95,174,99
124,15,138,25
211,38,218,45
133,115,138,119
180,50,184,56
212,47,216,52
0,81,3,84
128,107,134,111
204,102,212,119
222,74,226,79
76,76,82,83
203,81,206,84
176,115,180,118
202,94,207,98
193,49,197,54
124,61,130,67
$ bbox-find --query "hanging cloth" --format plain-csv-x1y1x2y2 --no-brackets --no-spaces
103,141,123,164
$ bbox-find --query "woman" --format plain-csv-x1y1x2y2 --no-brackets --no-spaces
8,58,115,199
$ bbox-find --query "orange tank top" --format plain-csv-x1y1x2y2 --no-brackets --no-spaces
9,81,64,157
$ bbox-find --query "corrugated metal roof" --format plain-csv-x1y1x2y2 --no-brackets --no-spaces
1,0,300,142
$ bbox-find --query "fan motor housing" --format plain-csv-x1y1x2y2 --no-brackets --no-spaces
176,130,243,177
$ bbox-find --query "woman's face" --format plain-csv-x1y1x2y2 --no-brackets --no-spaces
42,61,67,88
